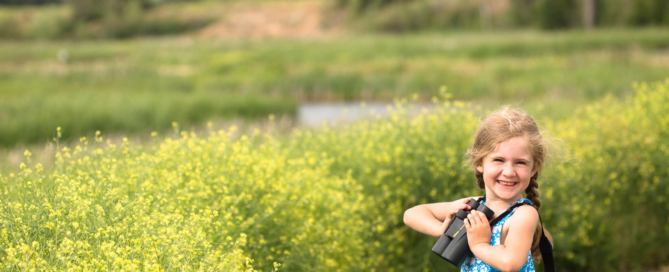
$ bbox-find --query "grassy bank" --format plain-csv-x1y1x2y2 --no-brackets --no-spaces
1,28,669,147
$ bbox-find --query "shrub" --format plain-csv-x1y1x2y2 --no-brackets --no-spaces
544,80,669,270
1,80,668,270
66,0,152,23
0,0,61,5
0,6,69,39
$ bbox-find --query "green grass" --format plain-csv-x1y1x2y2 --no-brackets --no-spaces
1,26,669,147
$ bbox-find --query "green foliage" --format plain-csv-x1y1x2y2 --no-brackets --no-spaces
0,90,296,147
67,0,151,22
66,0,214,39
67,3,215,39
538,0,579,29
0,133,259,270
538,0,669,29
0,1,214,40
0,6,69,39
0,0,60,5
342,0,511,32
507,0,538,26
287,98,482,271
532,0,669,29
544,80,669,270
334,0,417,14
353,0,482,32
340,0,669,31
629,0,669,26
66,0,216,39
2,80,668,270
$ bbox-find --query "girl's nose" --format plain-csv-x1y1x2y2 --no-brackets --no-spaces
502,163,516,177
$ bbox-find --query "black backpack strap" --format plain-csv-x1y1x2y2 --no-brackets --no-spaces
537,213,555,272
475,195,486,203
488,199,529,226
485,199,555,272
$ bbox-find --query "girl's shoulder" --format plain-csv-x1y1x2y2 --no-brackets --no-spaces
506,204,539,228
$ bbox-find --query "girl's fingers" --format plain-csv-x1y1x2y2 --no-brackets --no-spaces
468,211,483,225
450,203,471,221
464,218,470,229
469,211,478,224
475,211,485,224
446,208,458,220
476,211,488,223
467,213,476,226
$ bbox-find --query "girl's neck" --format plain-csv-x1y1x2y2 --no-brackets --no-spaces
484,192,523,210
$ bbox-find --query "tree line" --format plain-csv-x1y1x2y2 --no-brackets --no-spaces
0,0,61,4
336,0,669,29
0,0,210,39
2,0,667,34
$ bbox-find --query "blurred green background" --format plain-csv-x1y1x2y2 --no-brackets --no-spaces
0,0,668,270
1,0,668,150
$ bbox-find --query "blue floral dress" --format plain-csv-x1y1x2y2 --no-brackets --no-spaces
460,198,535,272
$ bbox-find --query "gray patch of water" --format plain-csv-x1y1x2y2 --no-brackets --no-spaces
298,102,436,126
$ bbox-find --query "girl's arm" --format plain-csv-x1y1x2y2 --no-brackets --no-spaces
403,197,475,238
464,205,539,272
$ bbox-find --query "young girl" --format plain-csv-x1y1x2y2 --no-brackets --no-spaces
404,109,553,272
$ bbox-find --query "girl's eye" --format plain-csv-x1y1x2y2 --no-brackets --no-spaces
493,159,503,162
516,161,527,165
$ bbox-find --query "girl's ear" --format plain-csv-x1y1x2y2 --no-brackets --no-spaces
475,164,483,173
532,161,542,176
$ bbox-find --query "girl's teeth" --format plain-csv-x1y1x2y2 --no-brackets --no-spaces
498,181,514,186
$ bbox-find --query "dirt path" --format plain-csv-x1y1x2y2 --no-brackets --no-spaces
198,0,343,39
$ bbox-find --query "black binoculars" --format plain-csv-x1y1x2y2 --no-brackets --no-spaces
432,198,494,268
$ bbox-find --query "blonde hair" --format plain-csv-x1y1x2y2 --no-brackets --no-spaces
467,107,554,261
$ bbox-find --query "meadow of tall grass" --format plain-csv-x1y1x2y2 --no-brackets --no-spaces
1,80,667,271
1,28,669,148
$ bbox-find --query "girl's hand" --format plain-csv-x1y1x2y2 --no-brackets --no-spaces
437,199,472,234
464,210,492,250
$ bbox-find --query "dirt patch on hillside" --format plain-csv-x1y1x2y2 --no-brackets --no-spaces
198,1,343,39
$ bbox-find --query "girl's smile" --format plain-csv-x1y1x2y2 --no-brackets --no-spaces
497,180,517,187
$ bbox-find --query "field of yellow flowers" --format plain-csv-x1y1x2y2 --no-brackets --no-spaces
1,80,667,271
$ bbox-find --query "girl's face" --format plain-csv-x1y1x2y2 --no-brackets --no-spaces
475,136,538,202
